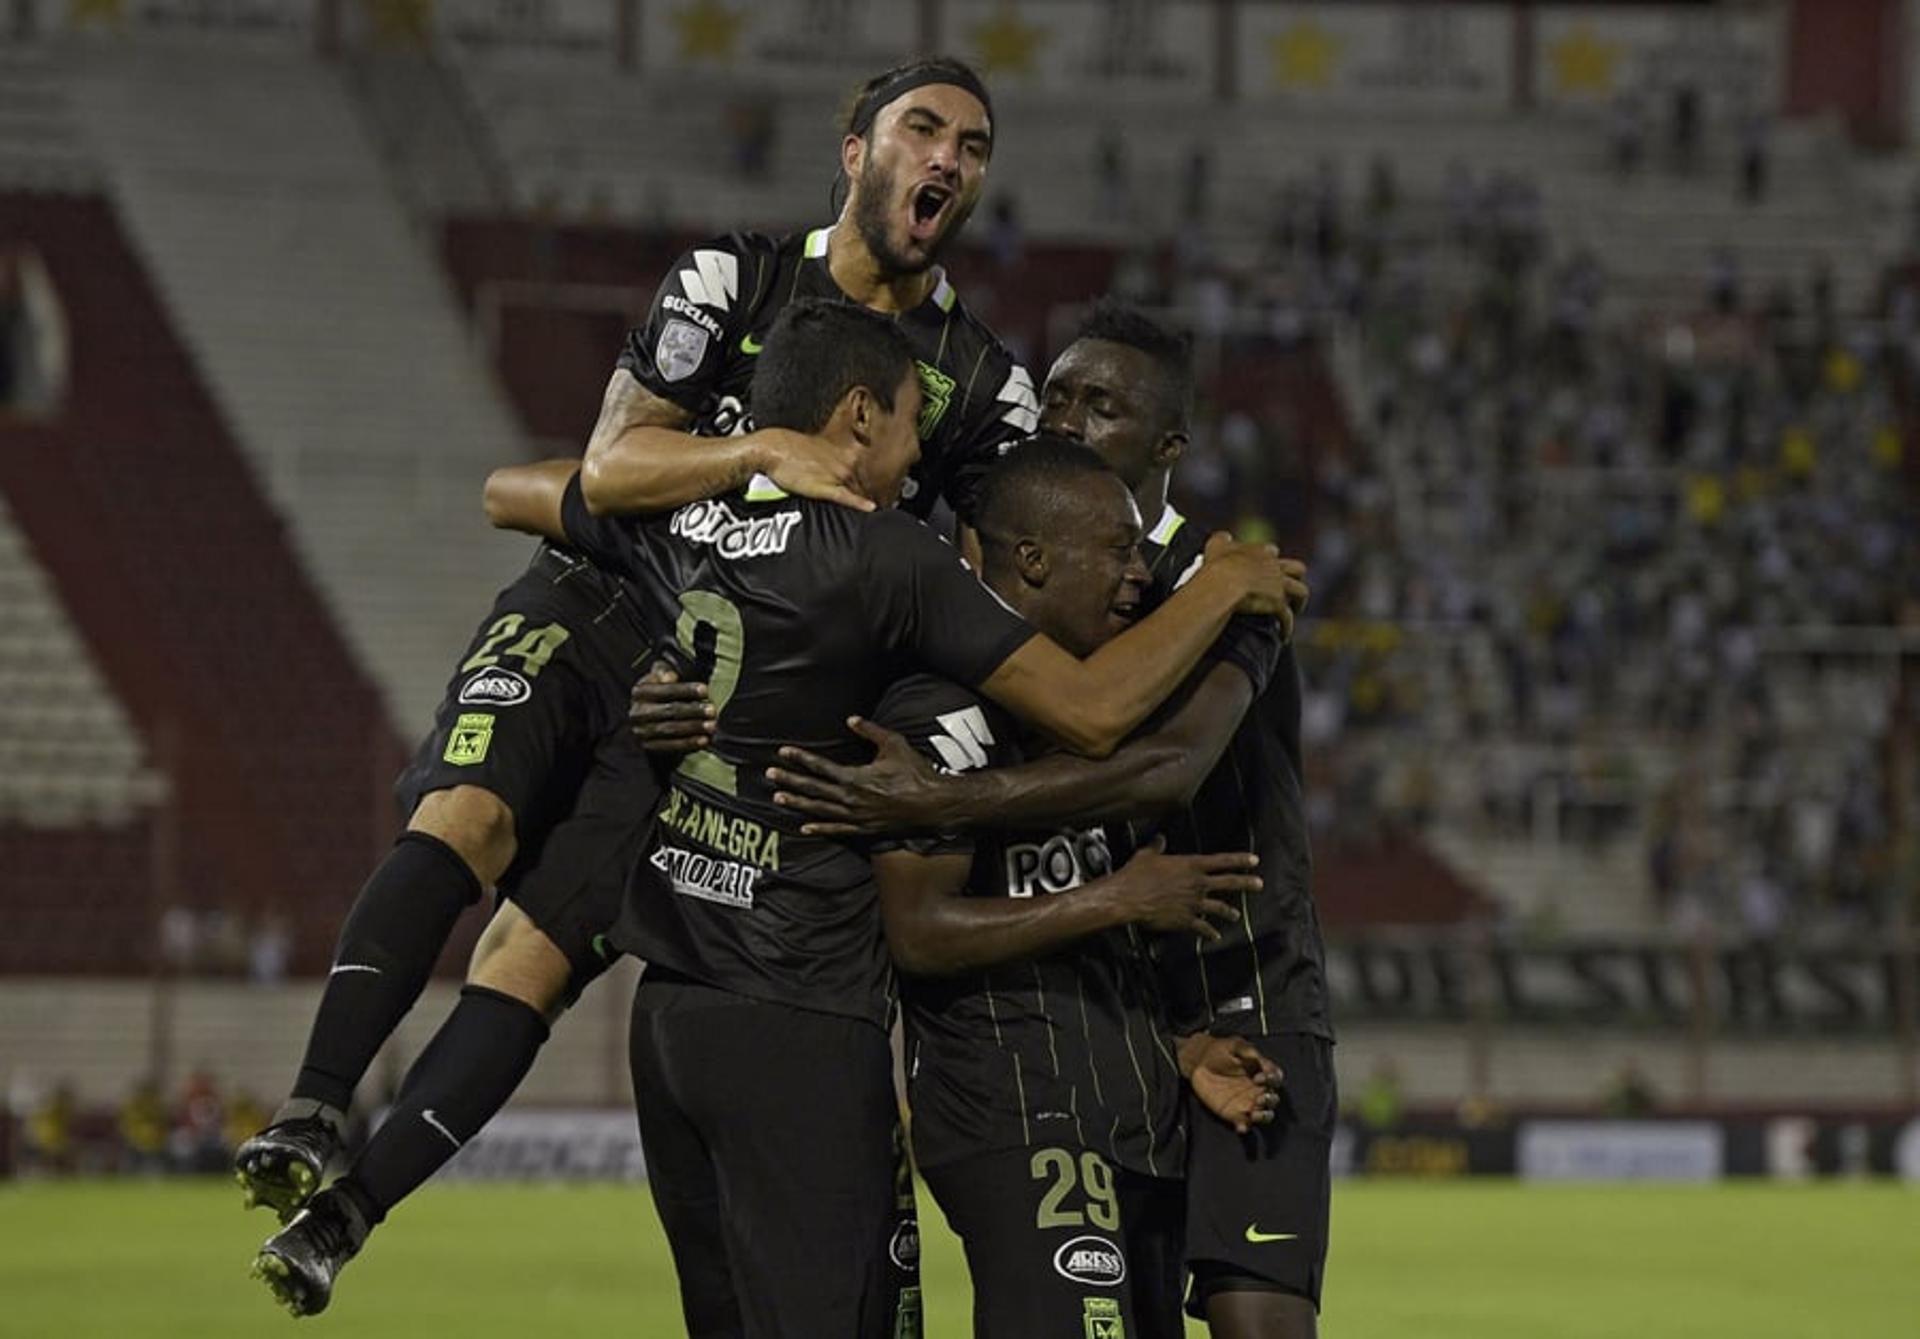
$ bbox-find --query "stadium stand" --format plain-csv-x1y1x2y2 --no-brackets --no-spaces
63,40,534,730
0,493,157,827
0,190,402,975
421,61,1918,937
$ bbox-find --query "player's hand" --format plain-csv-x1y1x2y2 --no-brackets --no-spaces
1203,533,1309,639
1181,1035,1284,1135
628,662,714,754
752,428,877,513
767,717,946,835
1102,837,1257,941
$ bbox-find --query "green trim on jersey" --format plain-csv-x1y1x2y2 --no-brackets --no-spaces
743,473,791,502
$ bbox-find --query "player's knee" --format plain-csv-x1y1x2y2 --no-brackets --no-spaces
1205,1284,1317,1339
409,785,518,886
467,902,573,1017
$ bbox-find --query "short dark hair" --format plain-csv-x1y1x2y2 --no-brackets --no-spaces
1073,299,1194,427
841,56,994,144
749,298,915,434
974,434,1123,562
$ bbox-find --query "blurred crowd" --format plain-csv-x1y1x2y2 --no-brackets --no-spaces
8,1071,268,1177
1045,152,1919,937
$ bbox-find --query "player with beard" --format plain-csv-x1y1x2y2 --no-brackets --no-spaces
578,56,1036,526
239,55,1030,1318
482,302,1308,1338
744,305,1333,1338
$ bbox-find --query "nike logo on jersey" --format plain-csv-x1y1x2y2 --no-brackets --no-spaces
1244,1225,1297,1244
678,249,739,312
740,332,763,354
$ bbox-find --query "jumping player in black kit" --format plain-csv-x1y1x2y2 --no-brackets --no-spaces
240,55,1039,1318
486,300,1308,1339
754,305,1333,1338
577,57,1037,528
238,540,661,1319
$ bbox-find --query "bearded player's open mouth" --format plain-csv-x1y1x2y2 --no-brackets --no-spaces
907,182,953,243
1109,591,1141,631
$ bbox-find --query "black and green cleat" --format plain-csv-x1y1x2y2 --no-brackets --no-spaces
234,1117,339,1223
251,1186,369,1317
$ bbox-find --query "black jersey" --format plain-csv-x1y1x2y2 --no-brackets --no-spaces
559,476,1035,1029
875,673,1186,1180
617,226,1037,522
1139,509,1332,1041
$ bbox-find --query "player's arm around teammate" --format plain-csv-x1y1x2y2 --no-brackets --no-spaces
493,457,1307,762
761,654,1263,835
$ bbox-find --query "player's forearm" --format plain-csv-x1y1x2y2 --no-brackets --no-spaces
886,884,1131,977
931,736,1199,830
483,460,579,540
997,564,1243,759
580,426,767,515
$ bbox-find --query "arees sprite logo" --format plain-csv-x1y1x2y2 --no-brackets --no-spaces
1053,1235,1126,1287
888,1216,920,1270
458,666,532,707
915,361,955,441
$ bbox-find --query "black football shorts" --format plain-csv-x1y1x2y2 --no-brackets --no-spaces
628,968,920,1339
922,1143,1186,1339
395,543,653,868
1183,1031,1336,1314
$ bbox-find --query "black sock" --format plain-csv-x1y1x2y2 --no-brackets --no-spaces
341,985,550,1221
287,831,481,1114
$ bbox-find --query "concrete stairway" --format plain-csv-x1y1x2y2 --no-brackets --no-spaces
64,41,534,731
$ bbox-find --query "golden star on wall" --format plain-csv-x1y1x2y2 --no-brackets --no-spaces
1548,25,1622,96
971,3,1047,76
1270,20,1340,90
365,0,432,48
67,0,124,28
674,0,747,62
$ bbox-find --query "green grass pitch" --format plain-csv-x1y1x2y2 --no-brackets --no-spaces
2,1178,1914,1336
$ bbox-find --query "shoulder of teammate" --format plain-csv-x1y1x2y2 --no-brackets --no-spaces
934,305,1038,520
1149,513,1287,698
872,671,1010,774
617,230,782,410
869,671,1007,860
854,509,1036,688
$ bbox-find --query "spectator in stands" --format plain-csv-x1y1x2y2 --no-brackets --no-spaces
1737,94,1770,205
1183,142,1211,225
1601,1061,1659,1117
172,1069,228,1173
725,96,777,181
119,1079,170,1175
248,912,292,985
1707,245,1742,315
0,247,68,419
986,193,1023,270
1355,1059,1404,1131
1670,82,1701,174
1094,125,1129,222
1365,154,1398,225
23,1082,77,1175
225,1091,270,1157
1611,89,1645,178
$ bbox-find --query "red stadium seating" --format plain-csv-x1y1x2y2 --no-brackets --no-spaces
0,193,411,975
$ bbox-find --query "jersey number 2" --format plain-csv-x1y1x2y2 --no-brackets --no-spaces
674,590,744,795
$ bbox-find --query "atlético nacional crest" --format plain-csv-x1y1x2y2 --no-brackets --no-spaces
915,360,956,441
656,318,710,383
